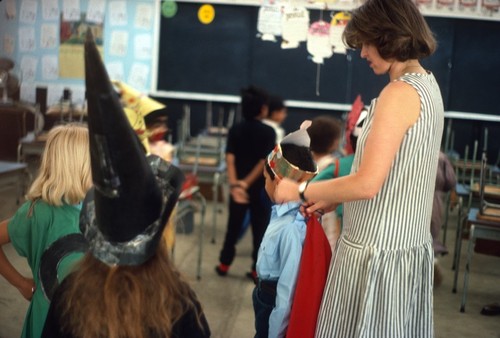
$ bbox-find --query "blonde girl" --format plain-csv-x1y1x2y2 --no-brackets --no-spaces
0,123,91,338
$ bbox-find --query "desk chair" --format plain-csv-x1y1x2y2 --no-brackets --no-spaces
447,141,479,258
176,184,207,280
452,152,500,312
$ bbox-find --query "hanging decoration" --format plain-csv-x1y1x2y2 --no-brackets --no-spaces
198,4,215,24
281,6,309,49
257,5,283,42
329,11,351,54
161,0,178,18
307,20,332,64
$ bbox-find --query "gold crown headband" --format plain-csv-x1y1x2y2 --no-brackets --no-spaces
267,144,318,182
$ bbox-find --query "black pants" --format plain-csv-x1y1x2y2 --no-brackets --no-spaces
219,186,271,270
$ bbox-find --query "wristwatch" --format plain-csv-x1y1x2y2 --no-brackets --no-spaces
298,180,310,203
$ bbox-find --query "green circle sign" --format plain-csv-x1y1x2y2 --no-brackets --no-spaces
162,1,177,18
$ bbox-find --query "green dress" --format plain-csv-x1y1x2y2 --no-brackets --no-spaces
8,200,84,338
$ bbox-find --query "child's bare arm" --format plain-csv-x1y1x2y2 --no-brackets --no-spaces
0,219,35,301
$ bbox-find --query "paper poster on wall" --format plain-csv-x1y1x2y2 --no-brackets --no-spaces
5,0,17,19
482,0,500,14
106,61,125,82
63,0,81,22
329,11,351,55
19,27,36,52
20,55,38,82
86,0,105,24
127,63,150,91
20,0,38,24
42,55,59,80
59,13,104,78
281,6,309,49
459,0,478,12
110,30,128,56
135,3,154,29
257,5,282,42
134,34,152,60
42,0,59,21
436,0,455,11
3,34,15,55
41,24,58,49
307,21,332,64
109,1,127,26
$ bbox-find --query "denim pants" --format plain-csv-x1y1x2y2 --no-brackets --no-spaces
252,285,276,338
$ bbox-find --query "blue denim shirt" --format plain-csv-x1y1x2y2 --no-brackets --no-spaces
256,202,306,338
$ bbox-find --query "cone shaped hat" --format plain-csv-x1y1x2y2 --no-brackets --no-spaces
81,29,184,265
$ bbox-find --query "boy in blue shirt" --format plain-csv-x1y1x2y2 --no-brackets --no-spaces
253,121,318,338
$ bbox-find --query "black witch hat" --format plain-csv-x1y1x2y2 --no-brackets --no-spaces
81,29,184,266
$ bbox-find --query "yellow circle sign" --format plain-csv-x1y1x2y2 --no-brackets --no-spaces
198,4,215,24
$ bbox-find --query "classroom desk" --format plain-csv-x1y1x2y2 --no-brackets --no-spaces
471,182,500,201
452,208,500,312
0,161,28,204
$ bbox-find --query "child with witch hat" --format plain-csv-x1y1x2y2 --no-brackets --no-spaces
253,121,318,338
41,30,210,338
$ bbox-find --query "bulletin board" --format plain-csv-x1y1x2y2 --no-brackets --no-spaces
156,2,500,114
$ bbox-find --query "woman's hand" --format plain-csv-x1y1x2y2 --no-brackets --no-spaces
17,277,35,301
299,201,339,218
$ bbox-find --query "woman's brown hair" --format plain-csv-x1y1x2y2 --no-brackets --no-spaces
58,240,206,338
343,0,436,61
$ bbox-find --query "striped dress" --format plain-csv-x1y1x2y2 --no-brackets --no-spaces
315,72,444,338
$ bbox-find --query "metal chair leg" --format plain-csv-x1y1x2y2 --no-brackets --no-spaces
452,197,464,293
196,192,206,280
460,225,476,312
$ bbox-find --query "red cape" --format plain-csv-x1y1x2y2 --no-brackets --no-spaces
286,216,332,338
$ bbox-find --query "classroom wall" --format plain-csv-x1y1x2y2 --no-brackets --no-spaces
0,0,157,108
0,0,498,162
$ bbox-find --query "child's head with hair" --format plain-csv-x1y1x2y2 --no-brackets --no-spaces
308,115,342,157
240,85,270,121
267,95,287,125
27,123,91,206
265,122,317,202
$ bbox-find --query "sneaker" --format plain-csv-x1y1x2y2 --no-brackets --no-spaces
246,270,257,284
215,263,229,276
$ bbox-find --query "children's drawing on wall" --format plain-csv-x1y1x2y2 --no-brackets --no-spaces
59,14,103,79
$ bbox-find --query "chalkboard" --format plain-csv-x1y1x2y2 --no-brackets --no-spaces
157,2,500,113
448,19,500,115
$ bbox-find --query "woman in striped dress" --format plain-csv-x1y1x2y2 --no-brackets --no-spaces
274,0,443,336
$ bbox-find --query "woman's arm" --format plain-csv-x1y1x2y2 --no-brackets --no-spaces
275,81,421,213
0,219,35,301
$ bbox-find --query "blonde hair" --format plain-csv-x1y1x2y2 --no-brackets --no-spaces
26,123,91,206
59,241,207,338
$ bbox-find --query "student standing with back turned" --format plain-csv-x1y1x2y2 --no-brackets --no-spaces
216,86,276,280
0,123,91,338
274,0,444,336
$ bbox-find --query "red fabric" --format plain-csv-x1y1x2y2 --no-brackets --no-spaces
344,94,364,155
286,217,332,338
